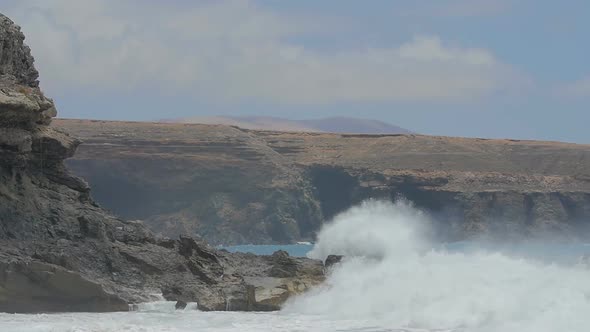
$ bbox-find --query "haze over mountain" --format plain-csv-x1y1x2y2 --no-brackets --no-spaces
5,1,590,142
160,116,412,134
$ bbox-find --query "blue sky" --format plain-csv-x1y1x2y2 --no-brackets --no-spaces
3,0,590,142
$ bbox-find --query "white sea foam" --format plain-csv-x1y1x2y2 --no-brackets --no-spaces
285,199,590,331
2,199,590,331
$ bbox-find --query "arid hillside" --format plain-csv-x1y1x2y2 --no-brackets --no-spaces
53,118,590,244
160,116,412,134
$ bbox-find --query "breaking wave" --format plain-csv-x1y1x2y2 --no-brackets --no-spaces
284,199,590,332
3,200,590,332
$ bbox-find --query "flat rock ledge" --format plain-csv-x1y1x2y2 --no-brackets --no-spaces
0,260,128,313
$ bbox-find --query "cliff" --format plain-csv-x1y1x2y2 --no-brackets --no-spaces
0,13,323,313
52,119,590,245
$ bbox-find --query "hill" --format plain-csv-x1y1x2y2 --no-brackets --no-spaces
160,116,412,134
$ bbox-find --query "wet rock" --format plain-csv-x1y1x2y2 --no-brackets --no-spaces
325,255,344,269
175,300,187,310
235,251,325,311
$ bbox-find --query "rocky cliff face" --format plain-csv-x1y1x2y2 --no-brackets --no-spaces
0,13,323,313
52,119,590,245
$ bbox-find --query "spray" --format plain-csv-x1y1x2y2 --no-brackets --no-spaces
284,200,590,332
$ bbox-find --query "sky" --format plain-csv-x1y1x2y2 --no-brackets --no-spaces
2,0,590,142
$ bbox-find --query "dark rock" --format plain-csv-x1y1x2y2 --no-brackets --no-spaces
156,238,176,249
175,300,187,310
324,255,344,269
178,235,217,263
271,250,290,258
77,216,106,239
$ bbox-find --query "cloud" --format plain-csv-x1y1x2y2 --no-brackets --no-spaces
396,0,512,18
5,0,520,105
430,0,511,17
558,76,590,98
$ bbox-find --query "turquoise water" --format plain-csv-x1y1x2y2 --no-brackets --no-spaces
220,244,313,257
443,240,590,265
223,241,590,265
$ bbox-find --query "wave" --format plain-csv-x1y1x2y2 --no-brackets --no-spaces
284,199,590,332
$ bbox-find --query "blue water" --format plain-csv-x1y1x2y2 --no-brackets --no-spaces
223,241,590,265
220,244,314,257
443,240,590,265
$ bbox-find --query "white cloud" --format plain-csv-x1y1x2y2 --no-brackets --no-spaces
5,0,520,104
398,36,495,65
396,0,512,18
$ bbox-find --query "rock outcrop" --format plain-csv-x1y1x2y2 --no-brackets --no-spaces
0,13,323,313
0,14,38,88
324,255,344,269
53,119,590,245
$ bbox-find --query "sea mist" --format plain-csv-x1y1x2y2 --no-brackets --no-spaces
284,200,590,332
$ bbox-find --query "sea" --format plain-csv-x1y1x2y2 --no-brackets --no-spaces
3,200,590,332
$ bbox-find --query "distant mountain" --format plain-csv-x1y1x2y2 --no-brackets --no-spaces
300,117,412,134
159,116,412,134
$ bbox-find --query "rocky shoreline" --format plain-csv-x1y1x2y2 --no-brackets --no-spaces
0,13,323,313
